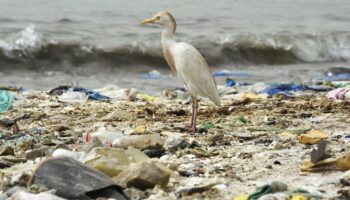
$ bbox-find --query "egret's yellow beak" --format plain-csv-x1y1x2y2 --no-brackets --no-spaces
140,18,156,25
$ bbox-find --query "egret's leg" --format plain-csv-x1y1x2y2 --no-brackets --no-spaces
192,98,198,133
191,98,195,127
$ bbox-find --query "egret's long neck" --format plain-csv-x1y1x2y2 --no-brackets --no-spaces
162,28,175,47
161,25,177,73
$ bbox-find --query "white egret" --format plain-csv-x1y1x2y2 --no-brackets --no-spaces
140,11,220,132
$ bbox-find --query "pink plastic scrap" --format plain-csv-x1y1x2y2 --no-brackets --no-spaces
326,88,350,100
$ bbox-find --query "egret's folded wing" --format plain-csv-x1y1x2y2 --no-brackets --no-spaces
172,42,220,106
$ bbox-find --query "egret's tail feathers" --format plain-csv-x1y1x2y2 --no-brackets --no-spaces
214,99,221,107
209,95,221,107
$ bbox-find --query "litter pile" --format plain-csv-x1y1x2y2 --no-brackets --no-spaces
0,74,350,199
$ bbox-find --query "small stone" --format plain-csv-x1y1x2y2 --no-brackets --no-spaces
0,159,15,169
114,161,170,190
165,136,188,151
0,186,25,199
54,144,70,150
133,125,146,135
0,146,15,156
273,160,282,165
25,149,46,160
268,141,282,150
0,118,15,128
266,165,273,169
123,187,148,200
192,147,210,158
177,183,217,195
41,138,55,146
143,149,165,158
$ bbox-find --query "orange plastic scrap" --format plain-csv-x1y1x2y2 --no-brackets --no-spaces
298,130,328,145
335,153,350,171
300,152,350,172
300,158,336,172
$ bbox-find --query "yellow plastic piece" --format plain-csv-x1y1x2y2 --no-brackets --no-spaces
239,92,261,100
233,194,248,200
290,194,308,200
137,94,156,102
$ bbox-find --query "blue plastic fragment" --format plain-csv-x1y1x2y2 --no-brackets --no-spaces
325,73,350,81
259,83,330,96
226,78,236,87
138,70,161,79
345,134,350,142
213,70,251,77
72,87,110,101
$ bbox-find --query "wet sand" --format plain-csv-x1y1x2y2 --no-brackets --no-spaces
0,62,347,94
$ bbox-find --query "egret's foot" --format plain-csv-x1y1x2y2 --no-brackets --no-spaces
187,124,197,134
175,124,197,134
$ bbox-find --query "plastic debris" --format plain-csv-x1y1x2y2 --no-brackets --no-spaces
177,183,218,195
233,116,248,126
0,161,35,189
325,67,350,81
335,153,350,171
9,190,66,200
29,156,127,200
95,85,138,101
73,87,110,100
301,147,350,172
278,132,297,140
137,93,156,102
239,92,262,100
326,88,350,100
247,181,288,200
101,109,133,121
0,81,349,199
310,140,330,163
290,194,308,200
112,133,164,150
138,70,162,79
226,78,236,87
259,83,330,96
213,70,251,77
201,121,216,129
0,86,23,92
161,88,189,100
133,125,146,135
340,170,350,186
164,135,188,151
298,130,328,145
0,90,14,113
114,161,170,190
58,91,88,103
84,128,124,145
345,134,350,142
48,85,71,95
234,194,248,200
85,147,150,177
83,130,164,150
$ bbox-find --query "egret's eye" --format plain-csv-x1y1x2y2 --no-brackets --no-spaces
155,16,161,21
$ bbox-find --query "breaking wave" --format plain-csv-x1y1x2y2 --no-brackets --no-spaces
0,25,350,69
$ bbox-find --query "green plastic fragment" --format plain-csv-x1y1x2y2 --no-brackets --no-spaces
0,90,14,113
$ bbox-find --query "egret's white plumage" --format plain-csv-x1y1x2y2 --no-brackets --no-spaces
171,42,220,106
141,11,220,132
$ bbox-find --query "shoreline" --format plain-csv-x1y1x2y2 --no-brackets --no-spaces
0,61,349,94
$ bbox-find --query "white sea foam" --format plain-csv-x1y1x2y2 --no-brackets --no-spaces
0,24,45,58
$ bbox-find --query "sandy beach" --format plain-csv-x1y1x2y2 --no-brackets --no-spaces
0,80,350,199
